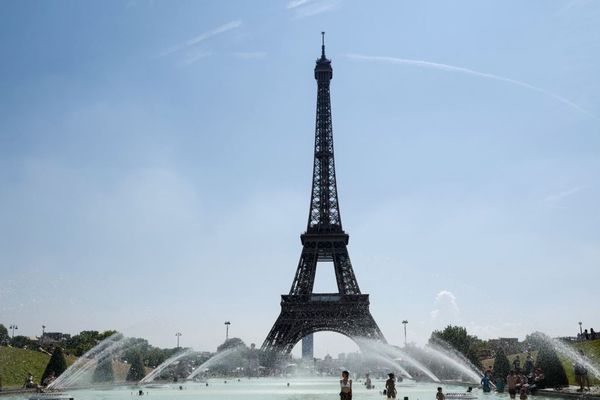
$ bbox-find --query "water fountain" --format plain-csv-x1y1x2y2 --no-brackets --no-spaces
5,330,597,400
186,346,246,380
425,340,483,383
536,332,600,380
356,338,440,382
48,333,133,390
139,348,197,384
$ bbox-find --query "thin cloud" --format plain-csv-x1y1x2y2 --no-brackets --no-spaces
287,0,313,8
346,54,597,119
181,51,212,67
556,0,597,15
544,185,586,205
159,20,242,57
288,0,340,18
232,51,267,59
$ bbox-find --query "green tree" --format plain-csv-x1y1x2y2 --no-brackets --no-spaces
429,325,482,368
123,338,150,364
493,347,511,379
126,352,146,382
11,335,38,349
92,358,114,383
65,330,100,356
217,337,246,352
0,323,9,343
535,342,567,388
98,330,118,341
65,330,118,357
523,332,546,351
145,347,168,368
41,347,68,385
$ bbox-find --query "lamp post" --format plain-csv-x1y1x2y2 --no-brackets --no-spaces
402,320,408,346
42,325,46,346
224,321,231,341
9,324,18,338
579,321,583,335
175,332,182,348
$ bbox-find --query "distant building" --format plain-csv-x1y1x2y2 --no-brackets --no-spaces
41,332,71,343
302,334,314,360
42,332,71,342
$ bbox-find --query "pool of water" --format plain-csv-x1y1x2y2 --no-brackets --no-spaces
1,378,565,400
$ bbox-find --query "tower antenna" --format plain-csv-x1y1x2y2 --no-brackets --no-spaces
321,31,326,58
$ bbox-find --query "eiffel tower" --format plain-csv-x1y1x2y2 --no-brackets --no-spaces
261,33,386,355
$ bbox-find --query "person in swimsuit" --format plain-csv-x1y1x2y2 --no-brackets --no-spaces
385,373,397,399
507,371,518,399
340,370,352,400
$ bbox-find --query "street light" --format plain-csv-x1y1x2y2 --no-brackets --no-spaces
579,322,583,335
175,332,182,348
9,324,18,338
42,325,46,346
224,321,231,341
402,320,408,346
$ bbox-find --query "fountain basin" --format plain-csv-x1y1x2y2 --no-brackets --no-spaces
0,378,588,400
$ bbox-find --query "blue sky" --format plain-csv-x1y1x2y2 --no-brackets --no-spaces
1,0,599,357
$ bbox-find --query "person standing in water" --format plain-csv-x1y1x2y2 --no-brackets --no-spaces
340,370,352,400
436,387,445,400
385,373,397,399
507,371,518,399
365,373,373,389
481,371,492,392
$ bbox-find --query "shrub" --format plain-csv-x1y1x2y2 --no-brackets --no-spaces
493,347,511,379
126,352,146,382
41,347,68,385
536,343,568,388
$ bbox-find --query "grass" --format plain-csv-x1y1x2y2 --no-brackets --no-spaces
0,346,78,389
0,346,150,389
0,346,52,389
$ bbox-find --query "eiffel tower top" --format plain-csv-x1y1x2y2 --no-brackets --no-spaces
319,31,327,61
314,32,332,78
306,32,342,234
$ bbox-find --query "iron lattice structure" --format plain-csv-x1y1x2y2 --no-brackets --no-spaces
261,35,386,355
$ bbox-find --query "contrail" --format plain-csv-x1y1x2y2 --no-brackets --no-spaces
159,20,242,57
346,53,597,119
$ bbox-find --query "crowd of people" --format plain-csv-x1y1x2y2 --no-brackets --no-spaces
337,364,547,400
339,371,452,400
479,352,546,399
577,328,597,341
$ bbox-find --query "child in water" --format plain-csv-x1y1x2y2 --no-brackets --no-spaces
436,387,445,400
